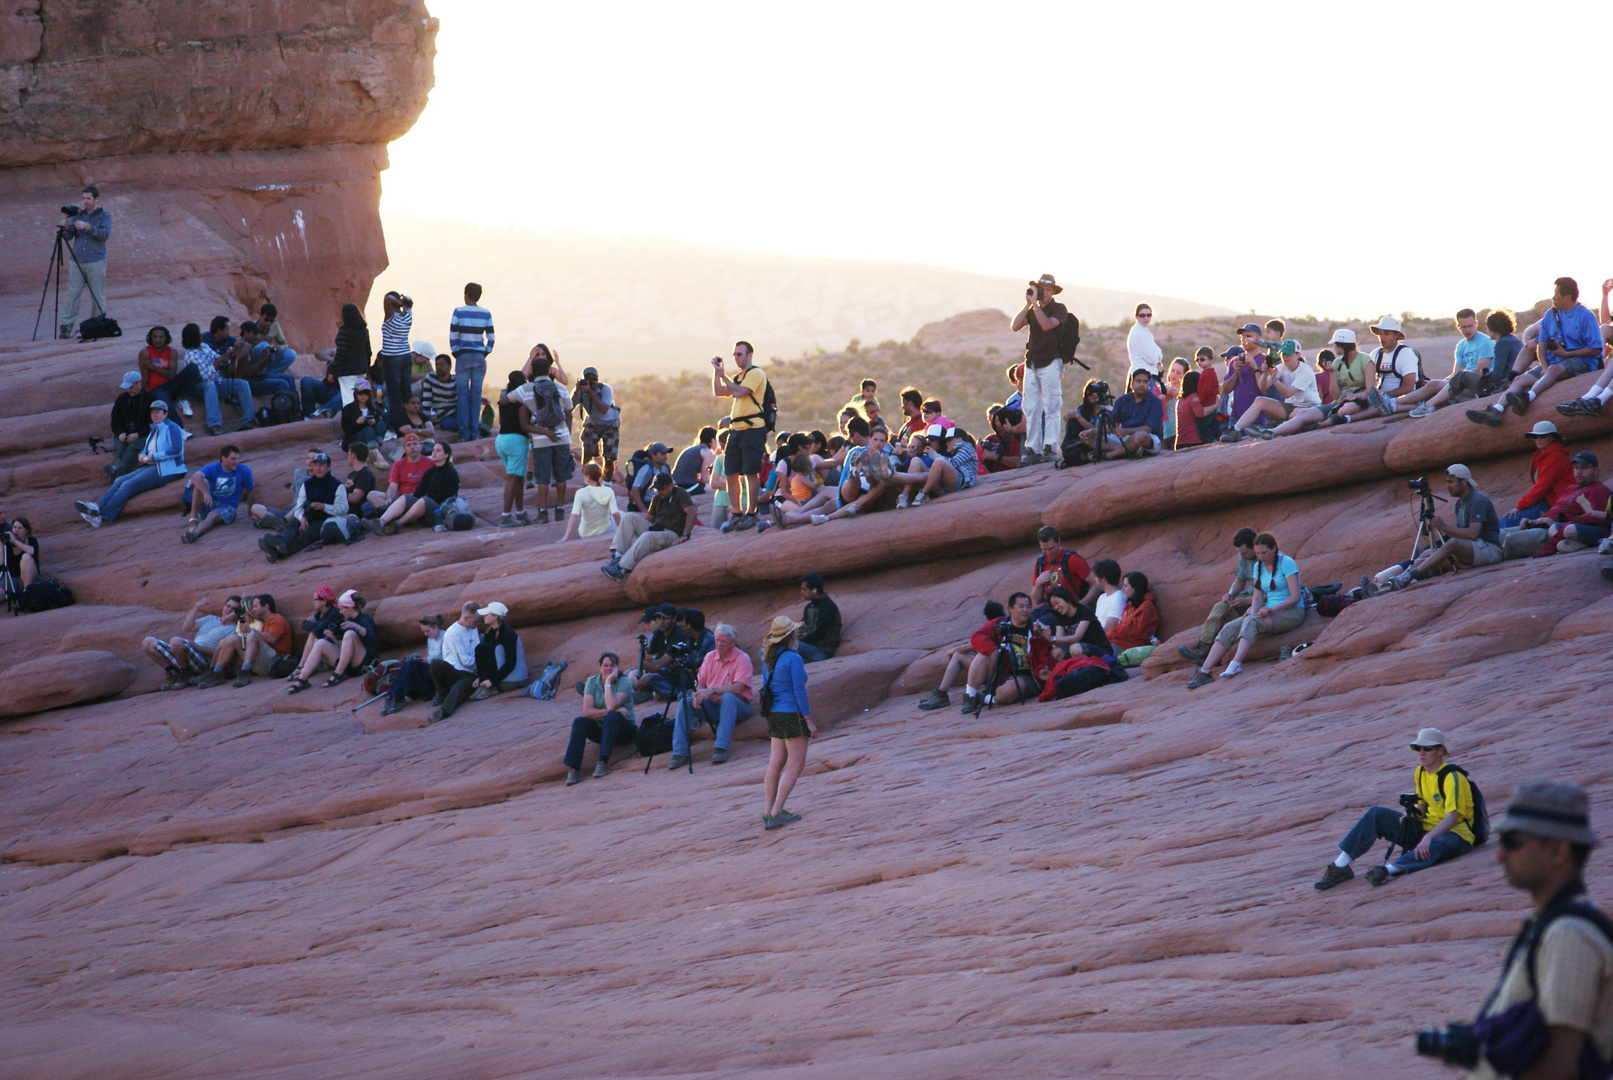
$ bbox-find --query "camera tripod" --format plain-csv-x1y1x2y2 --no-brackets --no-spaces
1410,487,1452,569
32,223,106,342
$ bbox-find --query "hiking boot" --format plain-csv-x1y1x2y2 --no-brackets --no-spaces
1185,668,1214,690
536,509,550,524
426,708,446,724
565,768,582,786
554,507,565,521
600,562,627,583
382,521,400,536
1177,641,1211,664
769,502,785,529
1391,571,1414,591
361,518,385,537
1278,645,1294,661
711,748,729,764
1365,865,1391,887
668,755,689,770
958,692,980,714
733,514,756,531
1219,428,1244,443
380,701,402,717
230,672,253,688
1314,864,1354,891
498,513,515,527
514,511,532,526
772,810,802,828
1505,390,1529,416
181,530,198,544
1327,414,1349,426
158,667,187,691
206,424,226,436
917,688,951,711
592,760,610,778
764,813,783,831
895,493,910,509
257,536,283,562
1360,574,1381,598
755,519,774,533
1466,408,1503,427
194,670,228,689
254,513,278,530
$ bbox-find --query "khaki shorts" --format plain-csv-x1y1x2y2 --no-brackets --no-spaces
249,640,283,676
1468,539,1503,567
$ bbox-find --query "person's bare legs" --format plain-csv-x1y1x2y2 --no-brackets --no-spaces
190,509,225,539
296,638,338,681
1230,397,1288,433
763,738,786,818
920,460,959,498
335,629,362,673
769,737,809,817
210,636,243,675
18,551,38,588
1271,406,1325,436
397,498,431,527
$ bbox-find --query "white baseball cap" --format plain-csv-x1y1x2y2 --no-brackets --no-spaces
1446,464,1473,482
477,601,509,617
1327,329,1357,346
411,340,437,359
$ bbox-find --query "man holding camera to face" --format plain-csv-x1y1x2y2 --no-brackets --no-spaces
1314,727,1478,890
56,185,113,340
1012,274,1070,466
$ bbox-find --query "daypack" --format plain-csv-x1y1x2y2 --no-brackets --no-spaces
528,379,567,432
625,447,652,481
524,660,568,700
79,315,121,341
268,391,300,426
1313,592,1358,617
1439,763,1491,845
759,375,778,433
1057,312,1082,363
635,712,676,766
14,578,74,613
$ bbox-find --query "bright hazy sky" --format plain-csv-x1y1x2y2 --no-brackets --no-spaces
385,1,1613,321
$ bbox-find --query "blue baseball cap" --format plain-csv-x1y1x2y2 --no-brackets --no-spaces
1237,322,1262,335
1220,345,1246,360
120,370,141,389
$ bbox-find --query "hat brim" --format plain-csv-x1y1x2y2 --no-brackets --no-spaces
1369,324,1404,335
1493,810,1600,847
763,619,803,644
1030,281,1063,294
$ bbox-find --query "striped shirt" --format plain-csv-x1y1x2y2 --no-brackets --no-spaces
418,373,456,417
449,304,495,357
948,441,979,489
379,310,412,357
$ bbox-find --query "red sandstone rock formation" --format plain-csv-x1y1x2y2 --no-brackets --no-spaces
0,1,436,346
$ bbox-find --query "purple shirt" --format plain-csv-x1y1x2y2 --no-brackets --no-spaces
1223,357,1262,419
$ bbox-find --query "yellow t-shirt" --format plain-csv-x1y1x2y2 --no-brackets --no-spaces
729,366,769,430
1414,764,1476,845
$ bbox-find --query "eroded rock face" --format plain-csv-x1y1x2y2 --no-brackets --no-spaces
0,649,134,716
0,1,436,346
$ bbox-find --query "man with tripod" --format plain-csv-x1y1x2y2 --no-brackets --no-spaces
1314,727,1477,890
1385,464,1502,591
669,623,754,768
55,185,113,340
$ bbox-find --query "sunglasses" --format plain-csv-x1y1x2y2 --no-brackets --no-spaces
1138,312,1153,318
1498,831,1531,851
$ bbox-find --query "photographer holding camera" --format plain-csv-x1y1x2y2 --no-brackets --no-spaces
378,291,415,432
572,367,621,483
1416,782,1609,1080
55,185,112,340
1012,275,1070,465
1315,728,1478,891
626,603,688,701
1385,465,1502,591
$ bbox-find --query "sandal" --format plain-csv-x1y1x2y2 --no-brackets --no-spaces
323,672,349,688
286,677,311,694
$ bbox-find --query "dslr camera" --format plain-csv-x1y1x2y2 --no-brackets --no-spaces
398,294,413,309
1088,381,1114,408
1416,1023,1479,1067
1546,337,1563,352
1026,285,1042,303
1407,476,1431,495
59,205,82,217
1398,792,1423,817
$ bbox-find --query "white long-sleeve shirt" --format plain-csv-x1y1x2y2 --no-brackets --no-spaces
440,620,479,673
1127,323,1163,378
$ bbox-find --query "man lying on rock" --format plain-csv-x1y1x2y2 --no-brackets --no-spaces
1178,527,1259,666
143,594,244,691
258,452,351,562
1314,728,1478,890
1376,465,1501,592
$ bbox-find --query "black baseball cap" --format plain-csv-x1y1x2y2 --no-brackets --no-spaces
1571,450,1598,468
639,602,676,622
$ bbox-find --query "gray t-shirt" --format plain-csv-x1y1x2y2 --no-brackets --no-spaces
1231,554,1259,598
1456,490,1501,548
193,614,232,651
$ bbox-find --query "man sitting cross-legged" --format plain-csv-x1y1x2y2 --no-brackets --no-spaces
142,594,244,690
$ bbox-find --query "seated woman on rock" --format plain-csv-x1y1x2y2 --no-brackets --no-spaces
393,395,434,441
899,425,979,508
375,441,458,534
287,590,378,693
1187,533,1303,688
339,380,384,455
766,452,836,529
564,650,637,785
1107,572,1160,667
381,614,445,717
287,585,343,681
1039,586,1110,662
468,601,527,699
3,515,40,590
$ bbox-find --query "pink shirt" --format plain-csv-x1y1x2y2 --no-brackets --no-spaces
697,647,754,701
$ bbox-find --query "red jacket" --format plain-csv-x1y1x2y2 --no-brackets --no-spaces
1541,481,1612,527
1517,441,1573,511
970,618,1054,681
1037,655,1114,702
1108,592,1160,651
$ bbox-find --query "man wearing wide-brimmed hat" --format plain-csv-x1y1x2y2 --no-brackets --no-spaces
1011,274,1070,466
1329,315,1445,424
1464,782,1610,1079
1314,727,1478,890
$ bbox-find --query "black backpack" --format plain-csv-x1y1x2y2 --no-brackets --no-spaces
1439,763,1491,845
1057,312,1082,363
759,375,778,433
635,712,678,771
79,315,121,341
14,579,74,613
269,391,300,426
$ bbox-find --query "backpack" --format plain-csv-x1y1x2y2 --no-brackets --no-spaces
268,391,300,426
1313,592,1358,617
14,578,74,613
759,376,778,433
79,315,121,341
625,447,653,481
1438,763,1491,845
1057,312,1082,363
528,379,567,431
1376,343,1427,390
635,712,677,769
524,660,568,700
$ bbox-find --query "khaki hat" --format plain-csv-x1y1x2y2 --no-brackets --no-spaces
763,615,802,646
1410,727,1447,749
1029,273,1063,295
1446,464,1473,482
1493,781,1599,846
1370,315,1405,335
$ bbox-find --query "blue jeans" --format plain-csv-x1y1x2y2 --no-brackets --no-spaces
1499,502,1548,530
454,353,487,437
797,642,830,664
96,465,177,523
673,692,752,757
249,375,295,399
564,710,637,769
381,354,414,430
1339,805,1473,875
387,658,435,705
300,377,340,418
196,378,254,429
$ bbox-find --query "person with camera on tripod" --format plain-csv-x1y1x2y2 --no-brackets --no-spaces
669,623,754,769
1313,728,1477,890
1012,275,1070,465
627,603,686,701
1384,465,1502,591
1416,782,1610,1080
54,186,112,341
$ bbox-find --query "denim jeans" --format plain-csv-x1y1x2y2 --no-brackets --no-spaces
673,691,752,756
381,353,413,430
454,353,487,437
249,375,296,399
564,710,637,769
1339,805,1473,875
109,438,142,478
1499,502,1548,530
387,658,435,705
96,465,177,523
196,378,254,429
797,642,830,664
300,377,340,418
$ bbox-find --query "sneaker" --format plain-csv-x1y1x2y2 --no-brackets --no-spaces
1556,399,1587,416
498,513,515,527
426,708,446,724
1466,408,1503,427
382,522,400,536
1219,428,1244,443
432,523,448,532
769,502,785,529
1177,642,1211,664
733,514,756,531
1221,660,1243,678
1582,397,1604,416
1598,538,1613,555
1255,427,1276,440
895,493,910,509
1185,668,1214,690
772,810,802,828
755,519,774,533
1505,390,1529,416
74,500,99,518
764,813,783,831
1278,645,1294,661
1365,865,1391,887
469,687,495,701
1327,414,1349,427
380,701,402,717
810,514,829,525
1314,864,1354,891
668,755,689,770
206,424,226,436
181,530,198,544
361,518,385,537
230,672,253,688
592,760,610,778
1391,571,1414,590
711,748,729,764
917,688,951,710
178,399,194,418
912,493,928,507
1408,403,1437,418
1557,539,1586,552
565,768,582,786
554,507,565,522
600,562,627,583
842,504,859,518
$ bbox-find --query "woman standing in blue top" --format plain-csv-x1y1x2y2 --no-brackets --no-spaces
1187,532,1304,689
760,615,817,831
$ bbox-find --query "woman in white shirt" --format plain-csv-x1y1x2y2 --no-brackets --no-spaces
1126,304,1163,385
561,461,621,540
